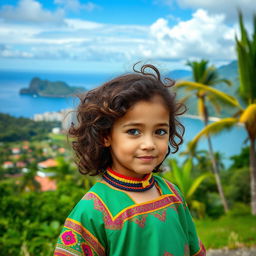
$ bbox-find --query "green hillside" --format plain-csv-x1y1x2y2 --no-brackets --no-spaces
0,113,60,142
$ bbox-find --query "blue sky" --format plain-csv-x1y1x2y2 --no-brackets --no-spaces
0,0,255,73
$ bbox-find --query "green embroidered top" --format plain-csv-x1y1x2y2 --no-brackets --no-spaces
54,176,206,256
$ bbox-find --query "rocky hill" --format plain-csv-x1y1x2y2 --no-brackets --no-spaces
20,77,85,97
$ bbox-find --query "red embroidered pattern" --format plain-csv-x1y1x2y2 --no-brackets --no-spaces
64,218,105,256
82,243,93,256
150,209,167,222
55,245,83,256
184,244,190,256
164,180,183,202
131,215,148,228
193,241,206,256
60,230,77,246
163,252,174,256
84,192,182,230
54,248,74,256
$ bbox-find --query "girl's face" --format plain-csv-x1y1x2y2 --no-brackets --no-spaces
104,95,170,178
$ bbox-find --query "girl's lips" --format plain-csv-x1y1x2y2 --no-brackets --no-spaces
136,156,156,161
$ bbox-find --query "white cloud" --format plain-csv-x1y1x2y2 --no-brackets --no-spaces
0,44,33,58
143,9,235,61
175,0,256,22
54,0,99,12
65,19,104,30
0,0,65,25
0,7,238,69
0,15,149,62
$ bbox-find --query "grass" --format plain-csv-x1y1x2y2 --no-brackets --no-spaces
195,215,256,249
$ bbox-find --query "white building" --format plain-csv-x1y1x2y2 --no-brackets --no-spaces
33,109,77,130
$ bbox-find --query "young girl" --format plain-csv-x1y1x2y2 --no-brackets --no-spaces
54,64,206,256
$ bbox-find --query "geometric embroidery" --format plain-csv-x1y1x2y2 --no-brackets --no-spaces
193,241,206,256
82,243,93,256
60,230,77,246
164,180,183,203
84,192,182,230
163,252,174,256
63,219,105,256
150,209,167,222
129,214,148,228
184,244,190,256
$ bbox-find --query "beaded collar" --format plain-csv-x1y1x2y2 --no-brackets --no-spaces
102,168,155,192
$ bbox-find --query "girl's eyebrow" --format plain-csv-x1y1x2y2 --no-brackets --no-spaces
122,122,169,127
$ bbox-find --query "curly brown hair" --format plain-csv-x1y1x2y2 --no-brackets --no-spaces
69,64,186,176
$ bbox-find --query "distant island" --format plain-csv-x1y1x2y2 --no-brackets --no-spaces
19,77,86,97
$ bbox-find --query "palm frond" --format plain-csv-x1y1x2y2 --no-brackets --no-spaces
236,12,256,103
187,60,209,83
188,118,239,151
187,173,212,199
239,104,256,123
213,79,232,86
175,81,241,108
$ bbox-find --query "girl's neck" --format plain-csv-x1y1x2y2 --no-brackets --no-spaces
102,167,155,192
109,168,150,180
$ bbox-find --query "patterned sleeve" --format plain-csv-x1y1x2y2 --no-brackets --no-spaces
167,181,206,256
54,195,107,256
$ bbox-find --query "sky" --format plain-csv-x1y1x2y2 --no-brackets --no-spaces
0,0,255,73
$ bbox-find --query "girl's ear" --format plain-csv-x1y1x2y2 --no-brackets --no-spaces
103,136,111,147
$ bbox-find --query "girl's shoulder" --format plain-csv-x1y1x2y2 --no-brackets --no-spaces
154,175,185,202
85,180,136,214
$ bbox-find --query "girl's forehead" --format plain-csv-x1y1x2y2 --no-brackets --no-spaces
128,95,169,112
115,96,170,125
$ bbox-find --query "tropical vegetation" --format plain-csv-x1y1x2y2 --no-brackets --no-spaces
0,113,60,142
187,12,256,215
175,60,239,213
161,158,210,218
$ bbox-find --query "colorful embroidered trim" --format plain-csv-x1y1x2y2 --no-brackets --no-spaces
102,168,155,192
83,192,182,230
192,240,206,256
64,218,105,256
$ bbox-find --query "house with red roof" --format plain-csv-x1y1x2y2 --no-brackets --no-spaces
3,161,14,168
35,176,57,191
12,147,20,154
38,159,58,169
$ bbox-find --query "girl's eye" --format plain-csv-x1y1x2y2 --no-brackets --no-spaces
155,129,168,136
127,129,140,135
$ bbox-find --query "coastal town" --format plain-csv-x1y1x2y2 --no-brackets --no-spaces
0,109,78,193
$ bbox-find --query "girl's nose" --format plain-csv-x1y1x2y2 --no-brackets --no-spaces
140,136,156,150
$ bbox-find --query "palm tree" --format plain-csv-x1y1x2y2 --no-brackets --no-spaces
236,14,256,215
175,60,240,212
189,13,256,215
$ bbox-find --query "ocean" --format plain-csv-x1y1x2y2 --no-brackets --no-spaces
0,70,116,118
0,70,247,167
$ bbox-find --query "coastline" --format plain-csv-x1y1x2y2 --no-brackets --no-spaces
183,114,221,122
183,114,244,127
